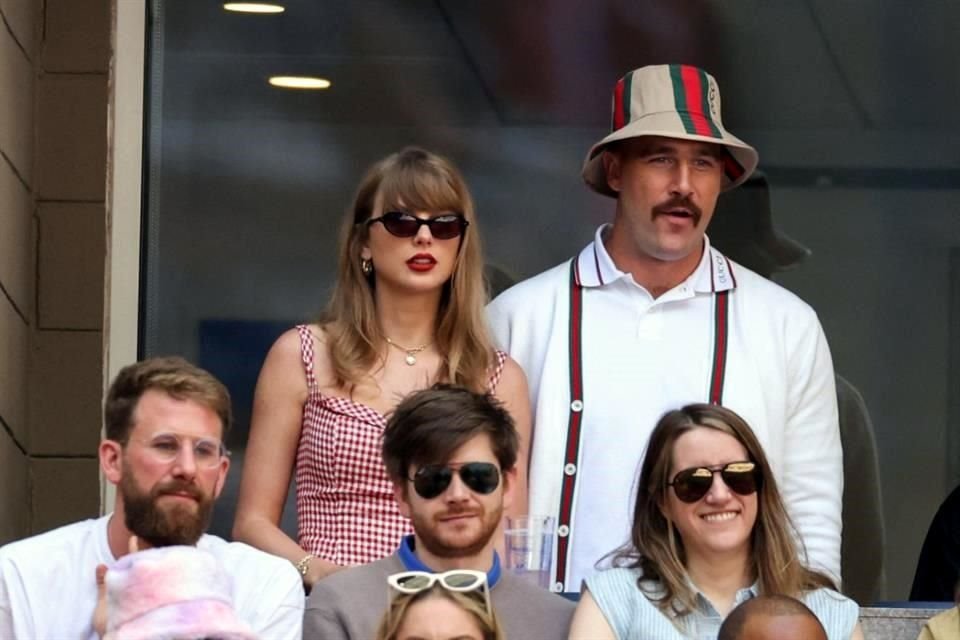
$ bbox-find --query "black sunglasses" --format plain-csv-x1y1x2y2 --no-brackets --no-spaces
667,461,760,503
411,462,500,499
367,211,468,240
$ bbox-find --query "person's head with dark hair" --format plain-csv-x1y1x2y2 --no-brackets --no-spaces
718,594,827,640
707,172,811,280
100,357,233,550
382,384,518,566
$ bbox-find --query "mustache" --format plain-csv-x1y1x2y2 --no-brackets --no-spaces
153,480,203,501
652,196,703,225
436,506,480,519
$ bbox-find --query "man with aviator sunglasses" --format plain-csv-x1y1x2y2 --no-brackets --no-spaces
305,384,574,639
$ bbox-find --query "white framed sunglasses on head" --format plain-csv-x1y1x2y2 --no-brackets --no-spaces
386,569,492,616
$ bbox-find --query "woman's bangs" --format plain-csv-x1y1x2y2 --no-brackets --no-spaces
378,165,463,214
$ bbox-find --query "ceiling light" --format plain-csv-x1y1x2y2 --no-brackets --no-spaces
223,3,285,14
268,76,331,90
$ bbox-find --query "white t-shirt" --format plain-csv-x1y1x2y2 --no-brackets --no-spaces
0,514,304,640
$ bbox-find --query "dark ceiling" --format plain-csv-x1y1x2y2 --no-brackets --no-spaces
156,0,960,133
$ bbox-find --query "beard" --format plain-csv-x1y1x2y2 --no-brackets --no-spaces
411,500,503,559
119,466,214,547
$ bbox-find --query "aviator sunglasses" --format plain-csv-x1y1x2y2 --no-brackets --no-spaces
367,210,469,240
411,462,500,499
667,461,760,503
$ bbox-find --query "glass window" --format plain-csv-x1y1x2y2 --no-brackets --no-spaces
142,0,960,601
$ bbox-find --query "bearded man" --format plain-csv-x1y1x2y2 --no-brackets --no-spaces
0,356,303,639
304,384,574,639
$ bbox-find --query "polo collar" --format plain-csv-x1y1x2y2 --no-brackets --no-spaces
687,579,758,619
695,581,758,615
574,225,737,294
396,535,502,588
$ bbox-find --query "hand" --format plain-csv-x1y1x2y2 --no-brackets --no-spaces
305,558,343,588
93,536,142,638
93,564,108,638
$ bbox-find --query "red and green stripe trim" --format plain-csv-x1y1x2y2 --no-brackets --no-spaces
722,149,746,184
611,71,633,132
669,64,722,139
556,259,585,590
556,254,731,586
709,290,730,404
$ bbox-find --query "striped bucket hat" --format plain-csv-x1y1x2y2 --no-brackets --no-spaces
582,64,759,197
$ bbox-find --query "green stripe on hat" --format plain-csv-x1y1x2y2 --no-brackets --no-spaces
669,64,696,135
697,67,722,138
621,71,633,129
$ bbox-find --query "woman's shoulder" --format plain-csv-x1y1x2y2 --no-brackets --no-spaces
801,586,857,607
260,325,334,386
585,568,679,638
800,587,860,636
495,353,526,386
586,566,643,589
585,567,661,610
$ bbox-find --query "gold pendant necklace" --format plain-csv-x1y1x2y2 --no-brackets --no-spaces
384,336,431,366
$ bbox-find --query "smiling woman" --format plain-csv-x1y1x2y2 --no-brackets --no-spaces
567,404,864,640
231,147,532,590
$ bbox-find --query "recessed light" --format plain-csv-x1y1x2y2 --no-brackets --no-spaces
223,3,285,14
268,76,332,90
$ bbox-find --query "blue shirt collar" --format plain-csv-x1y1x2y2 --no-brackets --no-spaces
396,535,502,588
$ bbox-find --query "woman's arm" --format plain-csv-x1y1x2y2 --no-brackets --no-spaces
568,589,617,640
232,328,341,586
493,357,531,518
851,620,865,640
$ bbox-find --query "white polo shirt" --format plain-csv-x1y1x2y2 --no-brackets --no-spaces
488,225,842,592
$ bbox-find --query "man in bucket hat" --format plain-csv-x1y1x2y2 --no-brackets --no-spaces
488,64,842,593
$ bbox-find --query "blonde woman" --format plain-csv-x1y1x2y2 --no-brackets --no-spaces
233,147,531,588
569,404,862,640
376,571,505,640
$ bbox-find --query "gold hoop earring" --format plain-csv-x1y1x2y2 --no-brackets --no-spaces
361,258,373,276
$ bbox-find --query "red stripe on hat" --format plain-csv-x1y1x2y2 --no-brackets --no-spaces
723,148,745,183
612,77,626,131
680,66,714,137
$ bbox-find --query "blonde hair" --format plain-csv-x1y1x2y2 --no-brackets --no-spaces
375,585,504,640
322,147,494,392
616,403,835,622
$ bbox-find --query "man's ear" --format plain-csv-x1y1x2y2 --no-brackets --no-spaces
213,455,230,499
393,480,412,520
99,440,123,486
501,466,519,513
602,150,623,193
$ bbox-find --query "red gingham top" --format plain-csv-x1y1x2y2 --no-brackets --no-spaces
293,324,508,566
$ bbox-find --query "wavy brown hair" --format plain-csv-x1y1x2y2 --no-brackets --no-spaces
615,403,835,621
322,147,494,392
375,585,504,640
